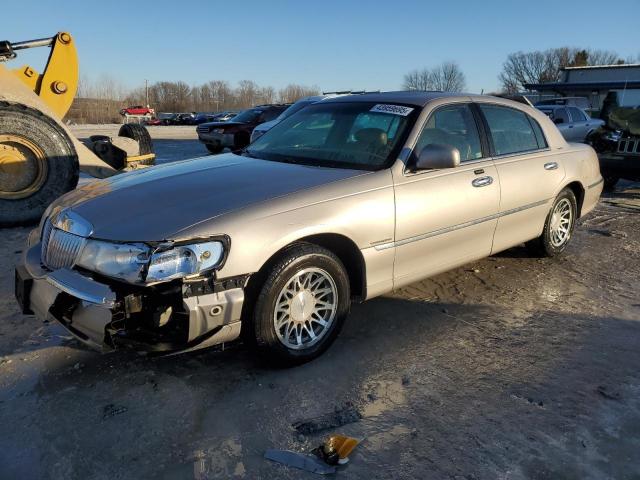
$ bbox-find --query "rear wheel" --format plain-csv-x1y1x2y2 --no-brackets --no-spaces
251,243,351,365
526,188,577,257
0,102,78,226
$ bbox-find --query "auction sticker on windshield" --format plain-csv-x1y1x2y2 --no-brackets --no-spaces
370,104,414,116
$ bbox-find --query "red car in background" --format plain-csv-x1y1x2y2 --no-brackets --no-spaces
120,105,155,116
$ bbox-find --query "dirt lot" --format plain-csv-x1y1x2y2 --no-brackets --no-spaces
0,135,639,479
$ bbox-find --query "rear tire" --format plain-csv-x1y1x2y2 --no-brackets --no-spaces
526,188,577,257
0,102,78,227
603,175,619,191
251,243,351,366
118,124,154,155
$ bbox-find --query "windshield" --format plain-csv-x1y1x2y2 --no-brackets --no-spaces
246,102,418,170
276,100,314,122
232,109,261,123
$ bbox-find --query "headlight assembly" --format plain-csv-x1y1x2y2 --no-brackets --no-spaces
76,239,225,284
76,240,150,284
146,241,224,283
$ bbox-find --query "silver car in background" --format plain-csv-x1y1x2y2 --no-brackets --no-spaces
15,92,603,365
537,104,604,142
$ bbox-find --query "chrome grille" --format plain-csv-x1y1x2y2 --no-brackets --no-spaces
196,125,211,134
618,138,640,155
41,219,86,270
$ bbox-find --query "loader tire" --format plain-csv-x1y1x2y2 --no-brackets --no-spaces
0,102,79,227
118,124,154,156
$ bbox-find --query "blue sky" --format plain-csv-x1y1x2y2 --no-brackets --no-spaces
4,0,639,94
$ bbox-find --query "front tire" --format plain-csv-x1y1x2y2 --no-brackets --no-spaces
251,243,351,365
526,188,577,257
603,175,619,191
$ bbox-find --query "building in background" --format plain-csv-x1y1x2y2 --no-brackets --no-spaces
524,64,640,115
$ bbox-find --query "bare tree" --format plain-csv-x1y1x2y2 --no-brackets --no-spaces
432,62,466,91
403,62,466,92
403,69,433,91
499,47,624,93
278,84,321,103
70,77,321,123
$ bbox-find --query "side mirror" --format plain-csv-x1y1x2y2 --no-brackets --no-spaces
553,117,564,125
415,144,461,170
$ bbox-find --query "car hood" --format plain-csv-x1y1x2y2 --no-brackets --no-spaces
56,154,367,242
253,119,278,132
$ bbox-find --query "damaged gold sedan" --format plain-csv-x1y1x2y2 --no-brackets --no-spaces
15,92,603,364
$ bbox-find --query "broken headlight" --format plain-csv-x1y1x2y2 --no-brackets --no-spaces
146,241,224,283
76,240,149,284
76,240,225,284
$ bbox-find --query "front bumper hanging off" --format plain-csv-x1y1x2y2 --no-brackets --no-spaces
15,242,246,354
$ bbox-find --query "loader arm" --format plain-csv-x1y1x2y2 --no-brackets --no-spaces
1,32,78,120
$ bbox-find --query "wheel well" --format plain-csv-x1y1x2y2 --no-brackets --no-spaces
300,234,366,301
565,181,585,217
246,234,366,304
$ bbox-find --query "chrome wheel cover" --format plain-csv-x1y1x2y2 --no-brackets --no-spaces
549,198,573,247
274,267,338,350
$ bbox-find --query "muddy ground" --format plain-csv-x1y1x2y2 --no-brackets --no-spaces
0,135,639,479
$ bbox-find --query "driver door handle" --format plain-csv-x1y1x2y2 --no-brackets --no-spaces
472,176,493,187
544,162,559,170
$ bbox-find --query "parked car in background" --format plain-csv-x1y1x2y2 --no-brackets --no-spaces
197,104,289,153
192,113,218,125
587,92,640,189
120,105,155,117
144,117,163,126
535,97,591,110
536,105,604,143
250,93,360,143
211,111,238,122
160,113,196,125
16,92,603,365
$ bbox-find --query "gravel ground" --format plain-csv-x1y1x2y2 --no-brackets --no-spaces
0,136,639,479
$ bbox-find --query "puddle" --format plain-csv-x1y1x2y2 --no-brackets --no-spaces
362,379,408,418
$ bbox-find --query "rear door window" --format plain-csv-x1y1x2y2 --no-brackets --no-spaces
554,108,571,124
568,107,586,122
479,105,542,156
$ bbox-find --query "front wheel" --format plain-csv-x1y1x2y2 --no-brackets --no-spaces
251,243,351,365
526,188,577,257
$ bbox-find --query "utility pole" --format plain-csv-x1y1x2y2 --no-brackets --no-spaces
145,79,149,107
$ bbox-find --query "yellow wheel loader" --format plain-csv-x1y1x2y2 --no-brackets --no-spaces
0,32,155,226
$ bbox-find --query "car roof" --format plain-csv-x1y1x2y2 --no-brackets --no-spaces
322,90,468,107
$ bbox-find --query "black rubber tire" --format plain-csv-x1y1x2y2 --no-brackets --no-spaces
251,243,351,366
525,188,577,257
234,132,250,150
0,102,79,227
205,144,223,154
117,124,154,155
603,175,619,191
